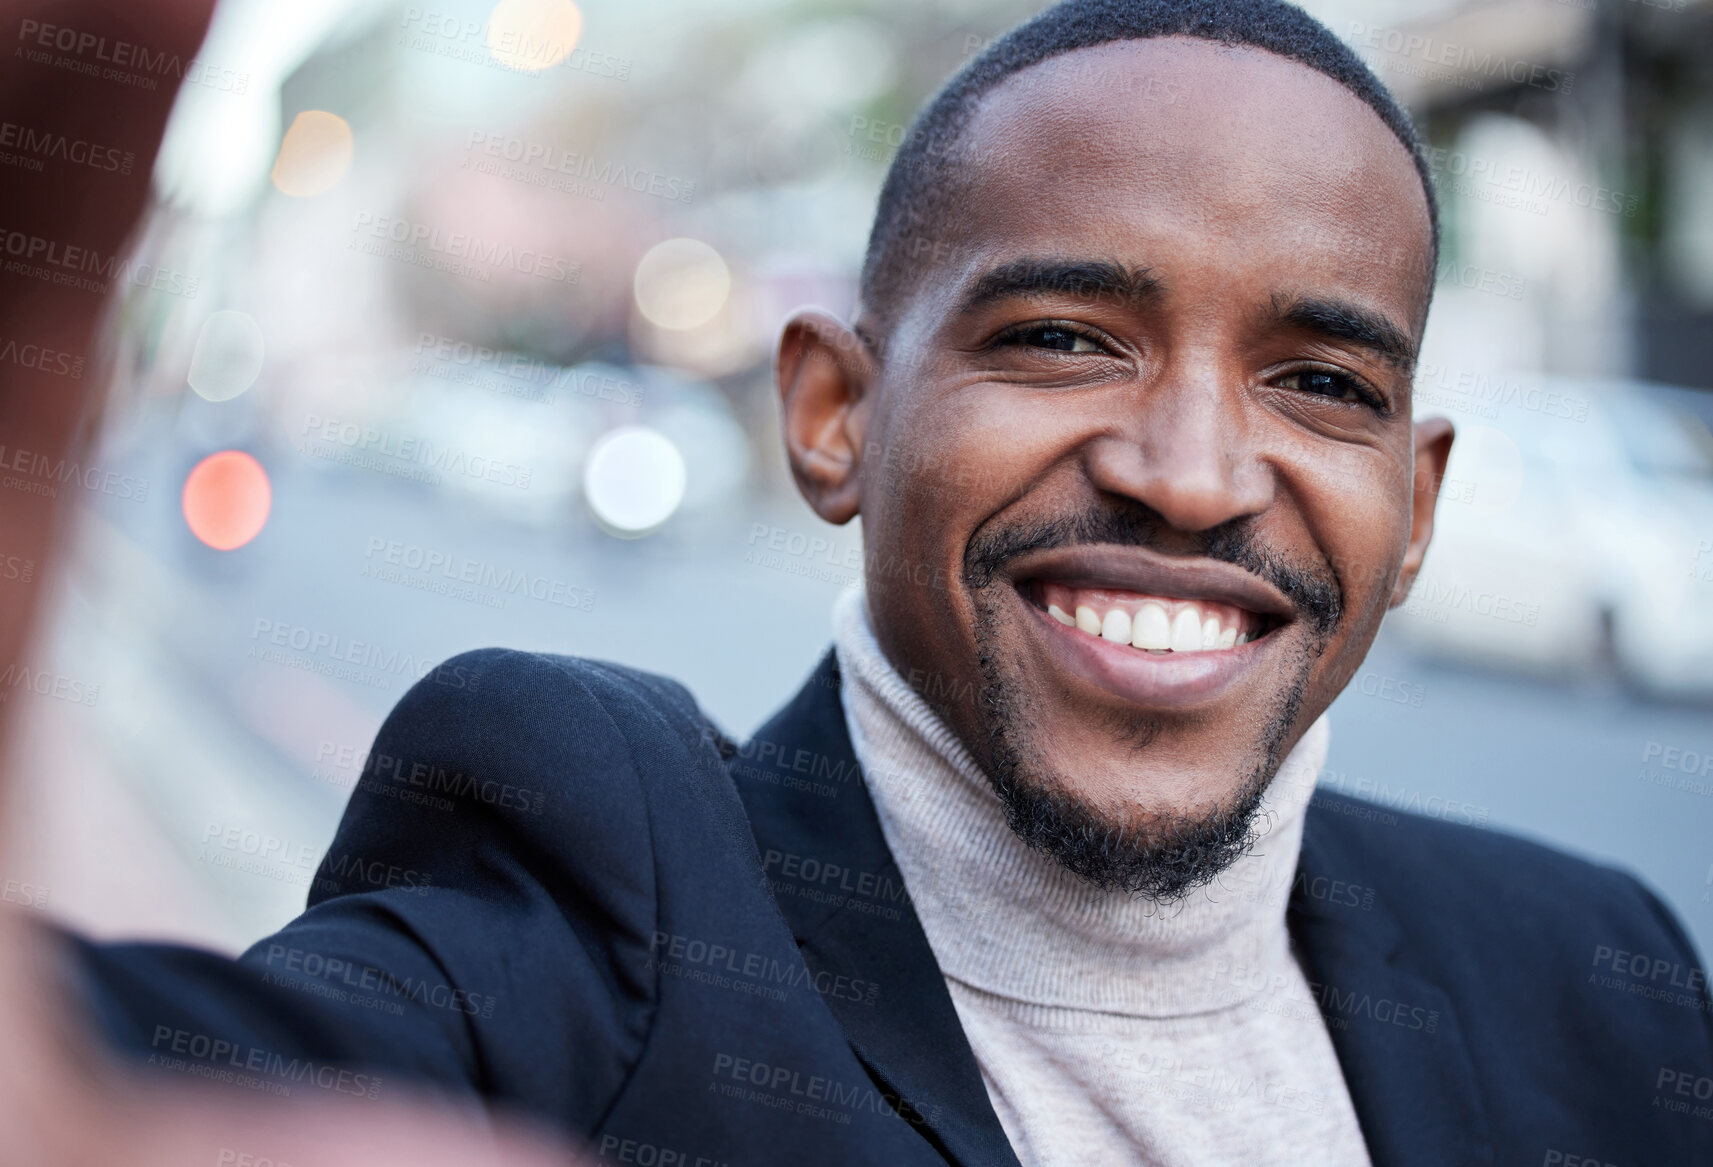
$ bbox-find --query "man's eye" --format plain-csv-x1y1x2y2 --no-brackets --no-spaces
1001,324,1104,353
1276,369,1371,404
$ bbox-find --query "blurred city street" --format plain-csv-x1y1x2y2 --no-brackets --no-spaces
3,0,1711,978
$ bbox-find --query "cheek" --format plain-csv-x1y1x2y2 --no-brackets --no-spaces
1295,446,1413,625
882,389,1047,545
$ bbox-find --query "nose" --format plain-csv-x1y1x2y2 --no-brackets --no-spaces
1081,363,1273,534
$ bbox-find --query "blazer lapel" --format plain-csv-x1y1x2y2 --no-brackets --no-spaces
1291,804,1495,1167
731,650,1022,1167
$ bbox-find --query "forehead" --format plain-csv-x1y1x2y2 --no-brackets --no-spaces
931,37,1433,325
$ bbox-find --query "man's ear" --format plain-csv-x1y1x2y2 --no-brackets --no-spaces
1390,416,1456,608
776,309,875,525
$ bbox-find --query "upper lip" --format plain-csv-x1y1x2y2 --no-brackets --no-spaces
1003,544,1298,623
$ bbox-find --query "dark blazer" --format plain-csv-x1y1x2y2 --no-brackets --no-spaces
70,648,1713,1166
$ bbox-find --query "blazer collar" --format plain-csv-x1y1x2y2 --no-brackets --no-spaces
732,648,1493,1167
731,650,1020,1167
1289,801,1495,1167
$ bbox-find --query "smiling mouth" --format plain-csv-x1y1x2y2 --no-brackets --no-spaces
1024,581,1285,654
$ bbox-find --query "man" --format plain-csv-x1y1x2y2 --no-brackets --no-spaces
72,1,1713,1165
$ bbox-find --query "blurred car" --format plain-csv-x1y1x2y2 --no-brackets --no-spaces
1393,376,1713,700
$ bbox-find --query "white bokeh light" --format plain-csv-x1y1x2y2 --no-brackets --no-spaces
583,425,687,536
633,238,731,331
187,310,266,402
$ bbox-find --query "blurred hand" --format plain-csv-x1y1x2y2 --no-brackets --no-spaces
0,912,571,1167
0,2,576,1163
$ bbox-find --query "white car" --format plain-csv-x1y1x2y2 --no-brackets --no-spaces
1393,377,1713,700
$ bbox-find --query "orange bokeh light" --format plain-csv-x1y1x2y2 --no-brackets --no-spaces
182,451,272,550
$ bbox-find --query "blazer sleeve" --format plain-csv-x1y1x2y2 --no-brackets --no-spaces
68,647,717,1133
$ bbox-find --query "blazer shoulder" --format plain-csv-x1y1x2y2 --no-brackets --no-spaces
1304,790,1705,968
371,647,724,790
314,647,734,906
399,646,710,735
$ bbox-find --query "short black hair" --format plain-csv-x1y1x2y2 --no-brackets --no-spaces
857,0,1440,334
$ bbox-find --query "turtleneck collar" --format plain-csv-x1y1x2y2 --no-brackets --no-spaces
832,581,1328,1018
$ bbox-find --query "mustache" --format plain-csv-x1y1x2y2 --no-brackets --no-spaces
961,500,1343,638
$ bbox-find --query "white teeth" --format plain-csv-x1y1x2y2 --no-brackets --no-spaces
1053,595,1253,653
1170,608,1203,652
1132,603,1171,650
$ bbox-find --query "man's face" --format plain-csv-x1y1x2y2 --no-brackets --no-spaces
779,38,1448,897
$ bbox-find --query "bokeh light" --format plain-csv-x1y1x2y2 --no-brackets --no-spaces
583,426,686,537
182,451,272,551
633,238,732,331
270,111,353,198
187,310,266,402
487,0,583,72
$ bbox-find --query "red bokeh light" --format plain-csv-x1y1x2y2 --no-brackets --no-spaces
181,451,271,550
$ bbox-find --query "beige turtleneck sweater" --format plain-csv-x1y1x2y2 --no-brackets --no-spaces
831,584,1372,1167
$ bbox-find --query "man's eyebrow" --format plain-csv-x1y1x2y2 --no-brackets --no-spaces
1269,294,1418,370
957,258,1163,315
